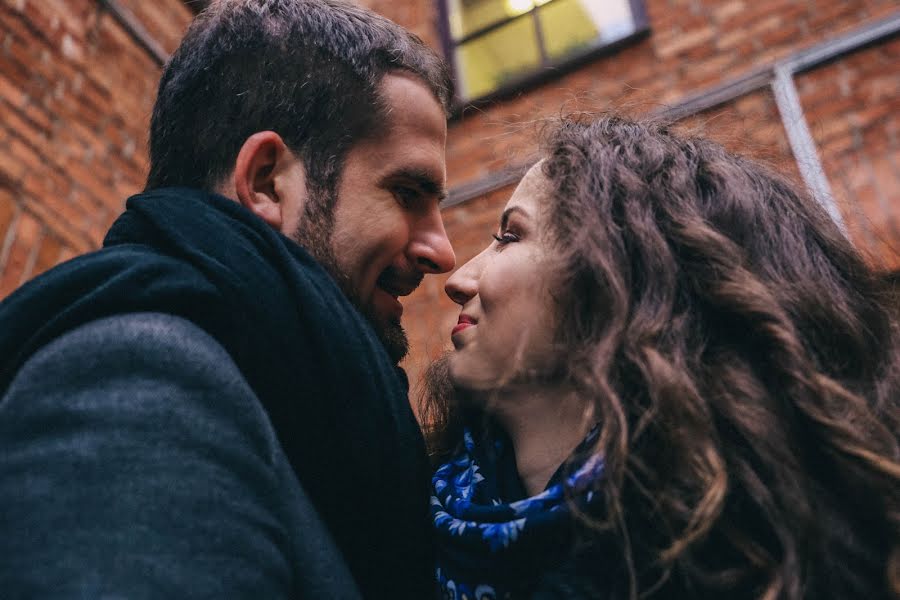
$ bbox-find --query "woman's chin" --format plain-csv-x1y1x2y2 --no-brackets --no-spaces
447,358,486,393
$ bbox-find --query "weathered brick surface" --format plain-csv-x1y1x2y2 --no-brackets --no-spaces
675,89,799,181
360,0,897,190
0,0,192,291
797,37,900,269
0,208,39,296
114,0,193,55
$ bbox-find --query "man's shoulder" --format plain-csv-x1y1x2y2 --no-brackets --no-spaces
9,312,239,389
2,312,278,457
0,312,363,598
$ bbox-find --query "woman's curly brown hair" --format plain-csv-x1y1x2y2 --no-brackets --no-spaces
422,115,900,598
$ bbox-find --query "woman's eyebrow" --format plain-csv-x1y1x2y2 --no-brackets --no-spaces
500,206,530,230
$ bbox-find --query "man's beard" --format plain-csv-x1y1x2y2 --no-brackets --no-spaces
290,189,409,364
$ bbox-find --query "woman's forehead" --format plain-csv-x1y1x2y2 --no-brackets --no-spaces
505,161,550,213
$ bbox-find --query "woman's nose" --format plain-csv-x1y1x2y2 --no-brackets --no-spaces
444,253,482,306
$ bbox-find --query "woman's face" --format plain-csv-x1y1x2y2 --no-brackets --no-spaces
444,163,560,391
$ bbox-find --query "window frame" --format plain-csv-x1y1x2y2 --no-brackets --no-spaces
436,0,651,113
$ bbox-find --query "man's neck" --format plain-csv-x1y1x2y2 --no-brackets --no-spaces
482,385,594,497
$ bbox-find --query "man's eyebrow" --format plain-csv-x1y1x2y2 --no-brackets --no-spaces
389,168,448,201
499,206,529,230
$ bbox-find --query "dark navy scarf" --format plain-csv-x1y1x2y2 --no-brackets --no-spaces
431,424,604,599
0,188,433,598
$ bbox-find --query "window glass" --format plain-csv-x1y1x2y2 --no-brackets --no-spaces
455,17,542,99
539,0,635,60
448,0,519,39
444,0,646,102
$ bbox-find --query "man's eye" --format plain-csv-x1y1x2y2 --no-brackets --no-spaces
492,231,519,245
394,187,419,206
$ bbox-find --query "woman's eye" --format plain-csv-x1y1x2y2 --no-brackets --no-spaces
492,231,519,245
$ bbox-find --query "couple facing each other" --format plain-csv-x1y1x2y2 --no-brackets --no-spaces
0,0,895,598
422,117,900,599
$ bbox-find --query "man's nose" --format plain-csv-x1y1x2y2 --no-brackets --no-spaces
410,208,455,274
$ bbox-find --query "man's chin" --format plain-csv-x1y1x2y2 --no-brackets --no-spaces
291,221,409,364
375,318,409,364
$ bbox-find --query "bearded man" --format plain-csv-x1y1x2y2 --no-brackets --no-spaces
0,1,455,597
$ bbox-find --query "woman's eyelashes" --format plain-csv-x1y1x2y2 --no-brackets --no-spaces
492,230,520,245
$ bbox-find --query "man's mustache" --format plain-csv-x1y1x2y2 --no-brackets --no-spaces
376,267,424,296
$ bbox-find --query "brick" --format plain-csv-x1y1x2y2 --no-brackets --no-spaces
56,246,78,263
0,201,19,275
4,29,42,70
0,209,38,294
681,53,737,88
806,2,861,34
21,173,86,236
760,23,801,48
0,69,25,108
870,154,900,201
711,0,746,23
5,134,44,174
798,77,844,110
715,26,751,52
857,74,900,105
1,101,49,145
114,0,192,55
809,114,854,146
655,26,716,59
20,101,52,133
0,147,27,183
819,131,859,159
0,188,17,235
718,0,790,31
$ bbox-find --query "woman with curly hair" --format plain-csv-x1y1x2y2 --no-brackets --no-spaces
422,115,900,599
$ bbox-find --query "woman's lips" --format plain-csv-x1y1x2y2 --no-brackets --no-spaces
451,323,473,336
451,315,476,337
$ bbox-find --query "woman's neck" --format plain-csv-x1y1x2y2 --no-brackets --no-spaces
484,385,593,497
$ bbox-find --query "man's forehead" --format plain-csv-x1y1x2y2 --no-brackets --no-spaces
377,69,445,112
375,73,447,135
346,74,448,181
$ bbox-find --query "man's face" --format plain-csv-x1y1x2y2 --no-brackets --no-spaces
293,73,455,363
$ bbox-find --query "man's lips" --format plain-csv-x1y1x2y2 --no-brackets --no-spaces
376,272,423,298
373,273,423,321
451,315,476,336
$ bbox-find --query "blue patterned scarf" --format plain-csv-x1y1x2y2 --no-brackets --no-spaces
431,425,604,599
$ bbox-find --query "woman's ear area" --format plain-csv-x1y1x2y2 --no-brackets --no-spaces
227,131,309,235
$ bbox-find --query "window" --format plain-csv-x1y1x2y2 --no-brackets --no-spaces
439,0,649,103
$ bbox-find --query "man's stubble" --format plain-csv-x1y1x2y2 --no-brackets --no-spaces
290,189,410,364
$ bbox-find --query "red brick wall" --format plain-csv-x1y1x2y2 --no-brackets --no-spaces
0,0,192,297
361,0,897,189
797,37,900,269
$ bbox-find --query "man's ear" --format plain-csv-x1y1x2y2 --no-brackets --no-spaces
231,131,306,232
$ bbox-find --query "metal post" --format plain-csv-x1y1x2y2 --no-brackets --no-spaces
771,65,846,234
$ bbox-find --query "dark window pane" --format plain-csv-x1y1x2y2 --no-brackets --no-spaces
455,18,541,99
